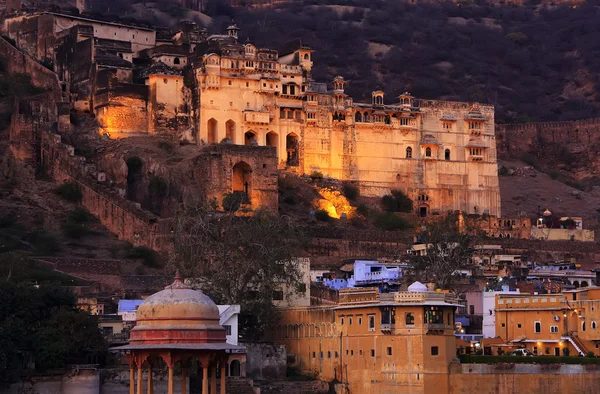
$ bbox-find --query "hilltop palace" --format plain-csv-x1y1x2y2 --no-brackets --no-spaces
3,12,500,217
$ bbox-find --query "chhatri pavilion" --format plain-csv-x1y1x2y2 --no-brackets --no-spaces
113,271,245,394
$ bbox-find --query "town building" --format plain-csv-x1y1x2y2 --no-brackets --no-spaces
275,283,460,394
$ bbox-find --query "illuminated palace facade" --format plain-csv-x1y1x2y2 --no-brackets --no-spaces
197,27,501,217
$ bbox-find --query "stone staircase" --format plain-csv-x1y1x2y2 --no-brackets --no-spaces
225,377,255,394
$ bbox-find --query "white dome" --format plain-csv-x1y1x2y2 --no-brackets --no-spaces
408,281,428,292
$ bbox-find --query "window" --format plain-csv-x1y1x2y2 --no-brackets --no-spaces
550,326,559,333
469,305,475,315
387,347,392,356
335,352,339,358
442,121,451,130
425,147,432,157
312,352,316,358
228,80,232,85
406,147,412,159
341,318,344,325
381,307,395,325
370,349,375,357
174,57,180,65
400,118,409,126
349,317,353,325
534,321,541,333
327,351,331,359
272,290,284,301
405,313,415,326
358,317,362,325
224,325,232,335
359,350,363,355
582,322,586,331
501,323,505,327
425,306,444,325
445,149,451,161
368,315,375,331
246,82,249,87
517,324,522,328
350,350,354,356
593,321,597,330
282,85,288,94
431,346,439,356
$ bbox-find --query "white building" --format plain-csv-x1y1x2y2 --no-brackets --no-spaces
482,287,521,338
218,305,240,346
349,260,402,287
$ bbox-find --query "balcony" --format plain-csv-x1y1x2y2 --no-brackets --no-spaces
244,110,271,124
380,324,394,332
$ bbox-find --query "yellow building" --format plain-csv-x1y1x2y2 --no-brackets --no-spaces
275,282,460,394
495,288,600,356
195,28,501,216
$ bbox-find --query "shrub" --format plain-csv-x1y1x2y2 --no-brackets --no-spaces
56,182,82,202
67,207,98,224
222,192,249,212
374,212,410,231
498,166,508,176
381,189,413,213
126,246,160,268
497,348,505,356
158,141,173,153
126,156,143,173
520,153,539,169
27,230,61,255
587,351,596,358
356,204,369,216
315,209,330,222
342,182,359,200
284,195,298,205
310,171,323,180
61,222,93,239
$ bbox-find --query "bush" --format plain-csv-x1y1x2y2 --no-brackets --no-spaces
67,207,98,224
342,182,359,200
56,182,82,202
520,153,539,169
283,195,298,205
381,189,413,213
126,246,160,268
498,166,508,176
61,222,93,239
374,212,411,231
158,141,173,153
587,351,596,358
27,230,61,255
310,171,323,180
315,209,330,222
356,204,369,216
222,192,250,212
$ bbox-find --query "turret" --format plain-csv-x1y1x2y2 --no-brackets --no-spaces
227,22,240,39
399,92,413,109
333,76,346,95
372,90,384,107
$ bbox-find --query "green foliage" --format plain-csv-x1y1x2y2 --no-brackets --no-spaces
458,354,600,364
309,171,323,180
222,191,250,212
342,182,359,200
56,182,82,203
373,212,410,231
158,141,174,153
126,156,143,173
0,254,83,286
356,203,370,216
27,230,61,255
520,153,539,169
315,209,330,222
68,207,98,224
61,207,98,239
125,246,160,268
0,281,106,382
381,189,413,213
587,351,596,358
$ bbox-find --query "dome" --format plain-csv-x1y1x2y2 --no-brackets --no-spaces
129,271,226,345
408,281,428,292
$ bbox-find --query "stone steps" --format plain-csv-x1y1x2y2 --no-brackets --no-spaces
225,377,255,394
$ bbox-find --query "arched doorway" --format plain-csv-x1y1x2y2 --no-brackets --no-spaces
266,131,278,149
230,360,241,377
208,118,218,144
244,131,256,146
226,120,236,144
232,161,251,196
286,133,299,166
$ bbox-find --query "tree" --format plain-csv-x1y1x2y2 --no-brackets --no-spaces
169,203,306,340
407,213,477,291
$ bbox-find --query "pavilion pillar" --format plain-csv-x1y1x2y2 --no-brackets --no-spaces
220,362,226,394
168,364,174,394
137,362,143,394
181,363,187,394
202,365,209,394
210,364,217,394
129,362,135,394
147,362,153,394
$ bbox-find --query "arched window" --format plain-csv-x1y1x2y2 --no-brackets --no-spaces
364,112,370,122
174,57,180,65
355,112,362,122
445,149,450,161
425,147,432,157
304,53,309,60
406,147,412,158
592,321,597,330
385,115,391,124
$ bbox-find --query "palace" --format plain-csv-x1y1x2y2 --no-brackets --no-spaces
2,13,501,216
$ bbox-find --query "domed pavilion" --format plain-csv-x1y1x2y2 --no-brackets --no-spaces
114,271,245,394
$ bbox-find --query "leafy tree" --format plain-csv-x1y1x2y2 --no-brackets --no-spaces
407,213,477,291
169,203,306,340
381,189,413,213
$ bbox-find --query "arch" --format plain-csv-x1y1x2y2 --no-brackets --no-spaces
355,112,362,122
582,321,586,332
406,147,412,158
207,118,218,144
425,147,432,157
364,112,370,122
573,281,580,288
244,131,257,146
582,281,589,288
445,149,451,161
304,53,309,60
232,161,251,197
225,120,236,144
174,57,180,65
286,133,299,166
230,360,241,377
266,131,279,151
593,321,597,330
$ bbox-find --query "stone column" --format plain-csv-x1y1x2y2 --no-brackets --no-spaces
129,363,135,394
202,365,209,394
181,364,187,394
210,365,217,394
137,362,143,394
147,362,153,394
220,362,226,394
168,365,174,394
